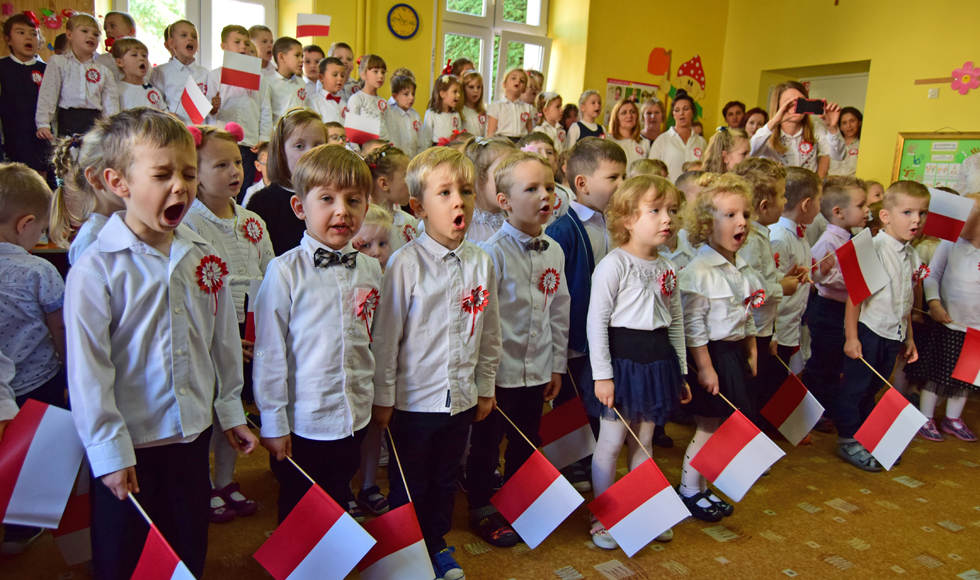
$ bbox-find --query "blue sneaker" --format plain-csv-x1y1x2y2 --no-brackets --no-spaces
432,547,464,580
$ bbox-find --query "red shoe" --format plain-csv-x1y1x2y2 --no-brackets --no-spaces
218,482,257,517
799,433,813,445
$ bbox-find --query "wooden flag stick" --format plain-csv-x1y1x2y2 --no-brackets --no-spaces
773,354,795,375
128,494,153,526
385,428,412,504
912,307,959,327
496,406,539,451
810,251,835,270
859,357,897,390
612,407,654,462
565,366,580,397
717,391,739,412
246,417,316,485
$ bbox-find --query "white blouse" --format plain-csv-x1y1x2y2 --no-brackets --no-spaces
116,82,168,112
347,91,390,141
391,208,420,250
659,229,697,271
466,207,506,243
610,136,649,166
829,138,860,176
750,122,844,172
487,97,534,138
462,105,487,137
36,52,119,130
679,244,759,347
648,127,707,183
739,223,784,338
537,121,567,154
923,238,980,331
419,110,462,147
769,217,812,347
587,248,687,380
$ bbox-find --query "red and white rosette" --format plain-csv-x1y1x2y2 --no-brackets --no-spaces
912,264,930,284
479,114,487,125
462,286,489,336
539,268,560,308
196,254,229,314
798,141,814,157
357,288,380,342
402,224,417,243
773,252,780,268
85,68,100,84
659,269,676,297
520,112,531,123
743,289,766,315
693,147,702,158
242,217,264,244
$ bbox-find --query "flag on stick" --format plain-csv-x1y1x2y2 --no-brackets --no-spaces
689,410,785,502
180,77,211,124
538,398,596,470
855,387,927,471
296,14,331,37
221,51,263,91
836,228,889,305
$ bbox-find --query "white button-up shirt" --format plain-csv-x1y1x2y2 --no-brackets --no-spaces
150,59,209,124
462,106,487,137
611,136,649,166
387,105,422,156
570,201,609,263
588,248,686,379
268,71,308,124
116,82,168,112
419,110,461,149
660,228,698,271
740,222,784,337
811,223,851,303
860,231,920,342
487,97,534,138
648,127,707,183
0,243,64,395
36,51,119,130
924,238,980,331
252,234,382,440
183,200,274,322
69,214,110,266
305,89,346,124
482,223,569,388
372,233,501,414
770,216,812,347
0,349,16,422
829,138,859,177
347,91,390,141
65,215,246,477
750,123,845,172
537,121,566,154
679,244,758,347
205,67,272,147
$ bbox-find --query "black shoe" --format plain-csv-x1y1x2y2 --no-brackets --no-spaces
704,489,734,517
679,490,723,522
652,431,674,449
469,511,519,548
492,470,505,492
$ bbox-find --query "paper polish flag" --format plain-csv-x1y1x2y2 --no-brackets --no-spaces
244,279,261,343
855,388,928,471
254,485,375,580
491,450,583,549
538,398,596,470
296,14,331,37
131,524,196,580
951,327,980,386
52,491,91,565
181,77,211,125
356,503,433,580
689,410,785,502
221,51,263,91
836,228,889,305
923,187,975,242
345,112,381,146
0,399,85,528
760,374,825,446
588,459,690,558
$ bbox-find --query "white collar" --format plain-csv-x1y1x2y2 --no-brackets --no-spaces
570,200,598,221
9,54,37,66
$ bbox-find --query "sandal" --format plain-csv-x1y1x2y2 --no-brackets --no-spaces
218,482,257,517
704,489,734,517
679,489,723,522
941,418,978,442
470,511,519,548
918,418,944,442
590,519,618,550
836,442,882,472
357,485,390,515
210,491,237,524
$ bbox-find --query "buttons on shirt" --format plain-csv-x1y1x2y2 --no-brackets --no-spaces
179,388,186,395
175,348,184,355
174,307,182,314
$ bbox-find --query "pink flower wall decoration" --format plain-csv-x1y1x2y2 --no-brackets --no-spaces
951,61,980,95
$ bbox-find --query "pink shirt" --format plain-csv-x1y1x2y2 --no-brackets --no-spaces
811,223,850,303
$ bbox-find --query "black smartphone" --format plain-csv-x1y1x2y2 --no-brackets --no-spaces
795,98,825,115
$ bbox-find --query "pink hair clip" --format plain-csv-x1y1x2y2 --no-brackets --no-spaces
520,144,538,153
224,122,245,143
186,125,203,148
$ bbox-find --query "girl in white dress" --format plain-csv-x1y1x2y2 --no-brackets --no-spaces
420,74,463,147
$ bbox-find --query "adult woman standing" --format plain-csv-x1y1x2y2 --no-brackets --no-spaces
829,107,862,176
608,98,648,165
640,98,666,148
648,90,706,182
740,107,769,138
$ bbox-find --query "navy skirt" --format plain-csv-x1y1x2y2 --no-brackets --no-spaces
905,320,976,396
581,327,684,424
685,340,752,418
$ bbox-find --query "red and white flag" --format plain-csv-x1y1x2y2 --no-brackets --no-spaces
296,14,331,37
52,488,91,565
760,374,825,446
923,187,975,242
345,112,380,145
356,503,433,580
788,345,805,375
221,51,263,91
491,450,583,549
254,485,375,580
690,411,785,502
855,388,927,471
539,398,596,470
244,279,261,343
951,327,980,386
836,228,889,305
588,459,690,558
0,399,85,528
131,524,196,580
180,76,211,125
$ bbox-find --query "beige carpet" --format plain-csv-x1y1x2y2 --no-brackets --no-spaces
5,397,980,579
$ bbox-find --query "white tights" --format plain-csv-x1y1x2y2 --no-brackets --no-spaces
919,383,967,420
359,422,385,490
591,418,655,498
210,429,238,491
680,416,720,506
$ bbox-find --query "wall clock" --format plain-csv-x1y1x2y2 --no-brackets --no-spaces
388,3,419,39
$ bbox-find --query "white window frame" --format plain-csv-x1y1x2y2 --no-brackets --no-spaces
442,21,495,87
494,30,552,92
493,0,548,36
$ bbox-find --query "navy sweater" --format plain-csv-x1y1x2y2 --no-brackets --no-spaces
545,208,596,353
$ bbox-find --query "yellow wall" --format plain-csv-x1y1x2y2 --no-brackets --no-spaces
547,0,590,99
582,0,730,133
719,0,980,182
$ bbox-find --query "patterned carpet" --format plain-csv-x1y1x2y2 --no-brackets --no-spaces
6,396,980,580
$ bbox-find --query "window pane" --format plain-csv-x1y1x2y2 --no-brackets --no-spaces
506,41,525,70
444,34,482,70
502,0,541,26
129,0,184,67
491,34,500,101
447,0,485,18
212,0,266,69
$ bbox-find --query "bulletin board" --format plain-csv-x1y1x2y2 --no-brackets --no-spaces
0,0,96,61
892,132,980,188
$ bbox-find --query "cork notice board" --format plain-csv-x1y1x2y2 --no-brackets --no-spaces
0,0,97,61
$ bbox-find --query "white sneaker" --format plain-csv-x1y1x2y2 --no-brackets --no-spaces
655,528,674,542
590,521,618,550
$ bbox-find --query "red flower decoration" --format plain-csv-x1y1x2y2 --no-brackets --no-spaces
196,255,228,314
773,252,780,268
796,224,806,238
242,217,264,244
197,82,208,95
147,90,161,104
693,147,703,158
558,130,566,143
462,286,489,337
452,116,459,128
539,268,560,308
402,224,417,243
659,269,676,297
298,88,306,101
378,100,387,112
85,69,101,84
553,195,562,214
912,264,930,284
635,145,644,155
31,71,43,86
479,114,487,125
357,288,380,342
744,289,766,313
413,120,420,132
798,141,814,157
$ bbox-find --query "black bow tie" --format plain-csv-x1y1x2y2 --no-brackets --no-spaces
314,248,357,269
524,239,550,252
